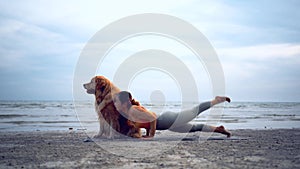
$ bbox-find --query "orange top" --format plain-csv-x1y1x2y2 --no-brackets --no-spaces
127,105,157,137
129,121,151,129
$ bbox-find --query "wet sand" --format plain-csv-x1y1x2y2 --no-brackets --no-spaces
0,129,299,169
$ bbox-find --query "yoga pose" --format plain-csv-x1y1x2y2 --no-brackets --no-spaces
114,91,231,138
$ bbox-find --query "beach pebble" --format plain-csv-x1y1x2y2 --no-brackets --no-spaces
83,137,93,142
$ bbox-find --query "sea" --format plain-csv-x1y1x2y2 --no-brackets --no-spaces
0,101,299,132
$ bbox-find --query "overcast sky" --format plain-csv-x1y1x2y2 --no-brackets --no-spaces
0,0,299,102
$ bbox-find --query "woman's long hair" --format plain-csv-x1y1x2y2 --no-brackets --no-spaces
117,91,140,106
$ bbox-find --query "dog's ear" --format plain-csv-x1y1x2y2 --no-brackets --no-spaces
96,79,106,92
95,77,106,104
100,86,105,92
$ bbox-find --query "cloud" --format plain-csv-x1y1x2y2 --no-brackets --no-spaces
219,43,300,60
219,43,300,102
0,13,83,100
0,17,81,55
0,0,299,101
181,0,300,47
0,0,193,100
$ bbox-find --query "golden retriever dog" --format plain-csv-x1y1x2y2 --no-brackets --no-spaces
83,76,141,138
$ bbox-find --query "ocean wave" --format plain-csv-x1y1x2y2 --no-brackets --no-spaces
0,101,299,131
0,101,76,110
0,114,27,119
2,120,88,124
254,102,300,109
226,104,248,109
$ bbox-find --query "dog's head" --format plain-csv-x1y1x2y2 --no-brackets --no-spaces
83,76,112,102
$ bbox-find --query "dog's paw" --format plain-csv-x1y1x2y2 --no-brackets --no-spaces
107,134,119,139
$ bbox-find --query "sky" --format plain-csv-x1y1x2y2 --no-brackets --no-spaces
0,0,299,102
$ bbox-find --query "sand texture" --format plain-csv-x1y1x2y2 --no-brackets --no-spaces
0,129,299,169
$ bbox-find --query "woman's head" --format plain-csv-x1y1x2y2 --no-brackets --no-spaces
114,91,140,112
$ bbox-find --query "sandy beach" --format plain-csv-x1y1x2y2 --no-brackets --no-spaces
0,129,299,169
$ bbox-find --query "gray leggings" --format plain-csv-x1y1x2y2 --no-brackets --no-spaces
156,101,211,132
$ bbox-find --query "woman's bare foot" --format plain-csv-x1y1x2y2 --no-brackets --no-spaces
214,125,231,138
211,96,231,106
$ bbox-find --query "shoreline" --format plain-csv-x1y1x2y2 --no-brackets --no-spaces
1,129,300,168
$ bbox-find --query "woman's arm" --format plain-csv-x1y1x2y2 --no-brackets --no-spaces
148,119,156,137
130,106,157,138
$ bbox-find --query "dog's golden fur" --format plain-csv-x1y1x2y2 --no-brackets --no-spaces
84,76,141,138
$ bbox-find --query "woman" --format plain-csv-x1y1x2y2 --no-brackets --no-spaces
114,91,231,139
114,91,157,138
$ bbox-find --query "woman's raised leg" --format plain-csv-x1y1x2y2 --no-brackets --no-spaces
168,96,230,128
156,96,230,130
